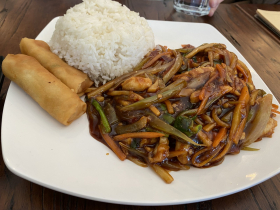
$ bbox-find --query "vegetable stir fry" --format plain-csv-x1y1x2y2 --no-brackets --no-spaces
86,43,278,184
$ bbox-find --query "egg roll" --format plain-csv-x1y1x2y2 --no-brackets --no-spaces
19,38,93,95
2,54,87,126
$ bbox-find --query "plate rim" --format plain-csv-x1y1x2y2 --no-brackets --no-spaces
2,17,280,206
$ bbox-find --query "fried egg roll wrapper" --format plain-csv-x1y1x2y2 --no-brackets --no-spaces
19,38,93,94
2,54,87,126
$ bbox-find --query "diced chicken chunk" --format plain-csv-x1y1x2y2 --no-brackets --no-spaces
176,141,191,164
121,77,152,92
148,137,169,163
173,66,215,82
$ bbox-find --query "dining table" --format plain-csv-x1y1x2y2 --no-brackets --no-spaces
1,0,280,209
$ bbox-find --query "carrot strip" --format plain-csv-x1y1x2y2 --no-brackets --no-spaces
216,64,226,81
164,100,174,114
114,132,165,141
98,126,126,161
236,63,249,82
272,109,280,114
233,117,246,145
237,85,250,105
212,127,227,147
221,63,227,68
237,60,253,84
205,73,219,88
228,86,250,142
199,88,205,101
142,52,171,69
198,73,218,101
272,104,279,109
149,105,161,116
197,93,210,115
129,92,161,116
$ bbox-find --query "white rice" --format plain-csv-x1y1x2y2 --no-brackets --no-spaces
49,0,155,85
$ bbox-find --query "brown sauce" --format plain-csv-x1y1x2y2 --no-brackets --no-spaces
85,47,264,171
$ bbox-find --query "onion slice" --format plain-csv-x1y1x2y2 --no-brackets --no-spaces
243,94,272,147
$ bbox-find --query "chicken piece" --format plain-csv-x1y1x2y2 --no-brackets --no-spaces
175,141,191,164
121,76,152,92
172,66,215,82
140,138,158,147
140,138,148,147
257,118,278,140
148,137,169,163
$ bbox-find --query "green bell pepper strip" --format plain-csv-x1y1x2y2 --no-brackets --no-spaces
162,51,183,84
88,61,174,98
147,113,203,146
110,61,175,91
185,43,218,59
103,103,119,125
159,79,186,93
133,56,150,71
120,81,187,112
241,146,259,151
145,126,169,137
179,108,198,116
115,116,148,135
162,113,175,125
173,116,202,137
175,48,193,54
119,142,147,157
91,99,111,133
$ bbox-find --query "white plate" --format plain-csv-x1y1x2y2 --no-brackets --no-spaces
2,17,280,206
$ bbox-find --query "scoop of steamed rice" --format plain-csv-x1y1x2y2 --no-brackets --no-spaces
49,0,155,86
